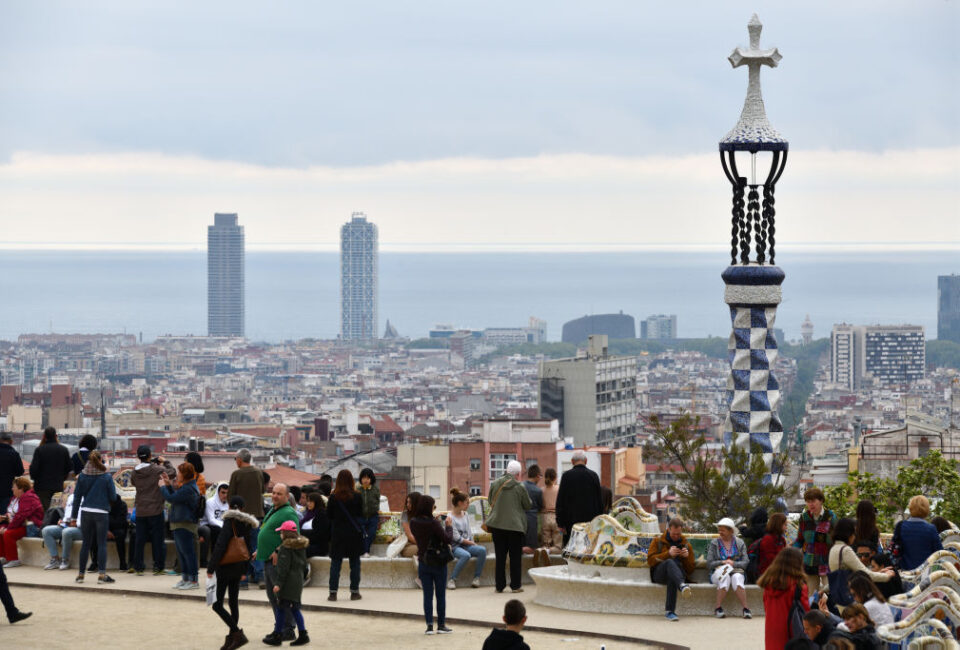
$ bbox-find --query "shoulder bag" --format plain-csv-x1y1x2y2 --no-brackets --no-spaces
788,582,807,640
481,480,508,533
424,524,454,566
826,545,854,608
220,523,250,565
337,497,368,544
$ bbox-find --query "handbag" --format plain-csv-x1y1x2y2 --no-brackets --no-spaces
826,546,854,608
424,531,454,567
481,480,509,533
788,582,807,640
220,523,250,565
337,498,368,544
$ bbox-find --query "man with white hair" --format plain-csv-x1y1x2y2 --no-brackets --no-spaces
485,460,532,593
555,450,604,546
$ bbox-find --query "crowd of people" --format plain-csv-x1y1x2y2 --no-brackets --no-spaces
1,429,955,649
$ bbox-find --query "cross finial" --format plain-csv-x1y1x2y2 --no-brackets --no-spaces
729,14,781,71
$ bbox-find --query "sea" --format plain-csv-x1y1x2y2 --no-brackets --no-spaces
0,249,953,343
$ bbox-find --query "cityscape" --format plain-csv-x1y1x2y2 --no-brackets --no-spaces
0,3,958,649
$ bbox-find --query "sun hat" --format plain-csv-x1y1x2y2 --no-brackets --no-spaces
715,517,736,530
275,520,298,533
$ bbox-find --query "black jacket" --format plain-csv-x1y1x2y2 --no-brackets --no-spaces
0,443,24,500
108,497,129,532
28,442,71,493
305,510,330,557
482,629,530,650
829,626,883,650
555,465,604,532
328,493,364,558
739,507,768,547
208,509,258,574
71,449,91,476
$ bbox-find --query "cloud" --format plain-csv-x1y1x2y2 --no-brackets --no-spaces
0,147,957,249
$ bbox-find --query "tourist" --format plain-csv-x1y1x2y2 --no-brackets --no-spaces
827,518,894,609
522,464,543,559
868,553,903,600
555,450,604,545
227,449,265,587
847,573,893,628
793,487,838,596
130,445,175,576
482,599,529,650
410,494,454,635
0,477,44,567
740,507,769,548
257,483,300,642
399,492,421,585
0,562,31,624
538,467,562,557
199,483,230,568
263,520,310,647
327,470,364,601
27,427,72,513
854,501,880,552
357,468,380,557
316,475,333,498
647,517,695,622
446,488,485,589
160,461,202,590
486,460,532,594
829,603,883,649
185,451,207,495
755,512,788,578
0,433,24,515
70,434,98,477
70,450,116,584
802,609,836,648
930,516,952,534
706,517,751,619
893,495,942,571
301,492,329,557
41,492,83,570
88,494,129,572
207,495,256,650
758,546,809,649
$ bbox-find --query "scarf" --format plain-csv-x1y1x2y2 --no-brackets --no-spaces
82,460,106,476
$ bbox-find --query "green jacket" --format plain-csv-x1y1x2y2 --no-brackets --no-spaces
275,535,308,604
359,484,381,519
485,474,532,533
257,503,299,561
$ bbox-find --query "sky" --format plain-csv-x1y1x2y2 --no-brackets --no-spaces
0,1,957,250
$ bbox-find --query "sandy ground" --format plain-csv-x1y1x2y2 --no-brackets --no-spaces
2,586,651,649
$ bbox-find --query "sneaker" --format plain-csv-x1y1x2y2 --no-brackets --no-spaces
3,560,22,568
436,626,452,634
424,626,435,636
59,561,70,570
153,568,164,576
471,577,480,588
126,567,136,574
136,569,144,576
511,587,524,593
361,552,371,558
44,558,60,570
164,569,178,576
75,574,84,583
350,592,362,601
714,607,725,619
172,580,186,589
665,611,679,622
742,608,752,619
446,579,456,590
98,574,116,584
680,583,692,598
178,581,199,590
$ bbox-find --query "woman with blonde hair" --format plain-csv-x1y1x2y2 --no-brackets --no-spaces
892,495,942,571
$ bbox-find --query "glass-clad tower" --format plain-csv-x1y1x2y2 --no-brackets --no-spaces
207,213,245,337
340,213,378,340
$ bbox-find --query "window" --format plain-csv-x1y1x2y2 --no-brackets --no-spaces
469,485,482,496
489,453,517,480
525,458,538,470
429,485,441,499
469,458,481,472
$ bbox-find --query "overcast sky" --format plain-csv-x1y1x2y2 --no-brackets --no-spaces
0,1,957,249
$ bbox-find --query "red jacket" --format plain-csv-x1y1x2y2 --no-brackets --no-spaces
757,533,786,577
8,489,44,529
763,578,808,650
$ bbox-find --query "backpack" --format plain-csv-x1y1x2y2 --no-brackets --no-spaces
788,582,808,641
826,546,855,609
889,520,903,569
745,537,762,583
424,533,454,567
193,485,206,522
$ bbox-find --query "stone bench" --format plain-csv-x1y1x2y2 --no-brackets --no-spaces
16,536,177,570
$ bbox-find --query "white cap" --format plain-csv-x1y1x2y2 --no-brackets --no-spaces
715,517,736,530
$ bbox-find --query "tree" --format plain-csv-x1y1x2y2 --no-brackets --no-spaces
643,414,797,531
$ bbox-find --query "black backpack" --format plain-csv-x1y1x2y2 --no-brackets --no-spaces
788,583,808,641
193,485,206,522
745,537,763,583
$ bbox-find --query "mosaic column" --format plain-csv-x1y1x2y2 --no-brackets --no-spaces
718,15,788,484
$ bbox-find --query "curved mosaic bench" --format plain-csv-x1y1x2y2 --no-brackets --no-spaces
902,546,960,586
880,619,960,650
609,498,661,534
877,596,960,647
890,563,960,610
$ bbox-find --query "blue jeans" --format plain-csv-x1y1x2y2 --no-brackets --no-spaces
172,528,198,582
328,552,361,593
247,527,263,583
361,516,379,554
78,512,108,575
418,562,447,627
450,544,487,581
42,525,82,563
134,513,166,571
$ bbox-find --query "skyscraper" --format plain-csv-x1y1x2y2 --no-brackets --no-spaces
830,323,925,390
207,213,245,337
938,274,960,343
340,212,378,340
640,314,678,340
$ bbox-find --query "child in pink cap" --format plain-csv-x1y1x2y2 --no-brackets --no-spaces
265,520,310,646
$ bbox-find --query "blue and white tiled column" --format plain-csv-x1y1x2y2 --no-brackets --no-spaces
721,264,785,484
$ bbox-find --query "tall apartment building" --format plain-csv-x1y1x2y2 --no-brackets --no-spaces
830,324,925,390
938,275,960,343
640,314,678,340
340,213,378,340
538,335,638,447
207,213,245,337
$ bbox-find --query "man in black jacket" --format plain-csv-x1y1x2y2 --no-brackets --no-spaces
0,433,24,514
555,450,604,545
28,427,72,512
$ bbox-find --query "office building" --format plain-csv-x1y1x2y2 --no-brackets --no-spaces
830,324,925,390
340,213,378,340
939,275,960,343
538,335,638,447
640,314,678,340
561,312,635,344
482,317,548,347
207,213,244,337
